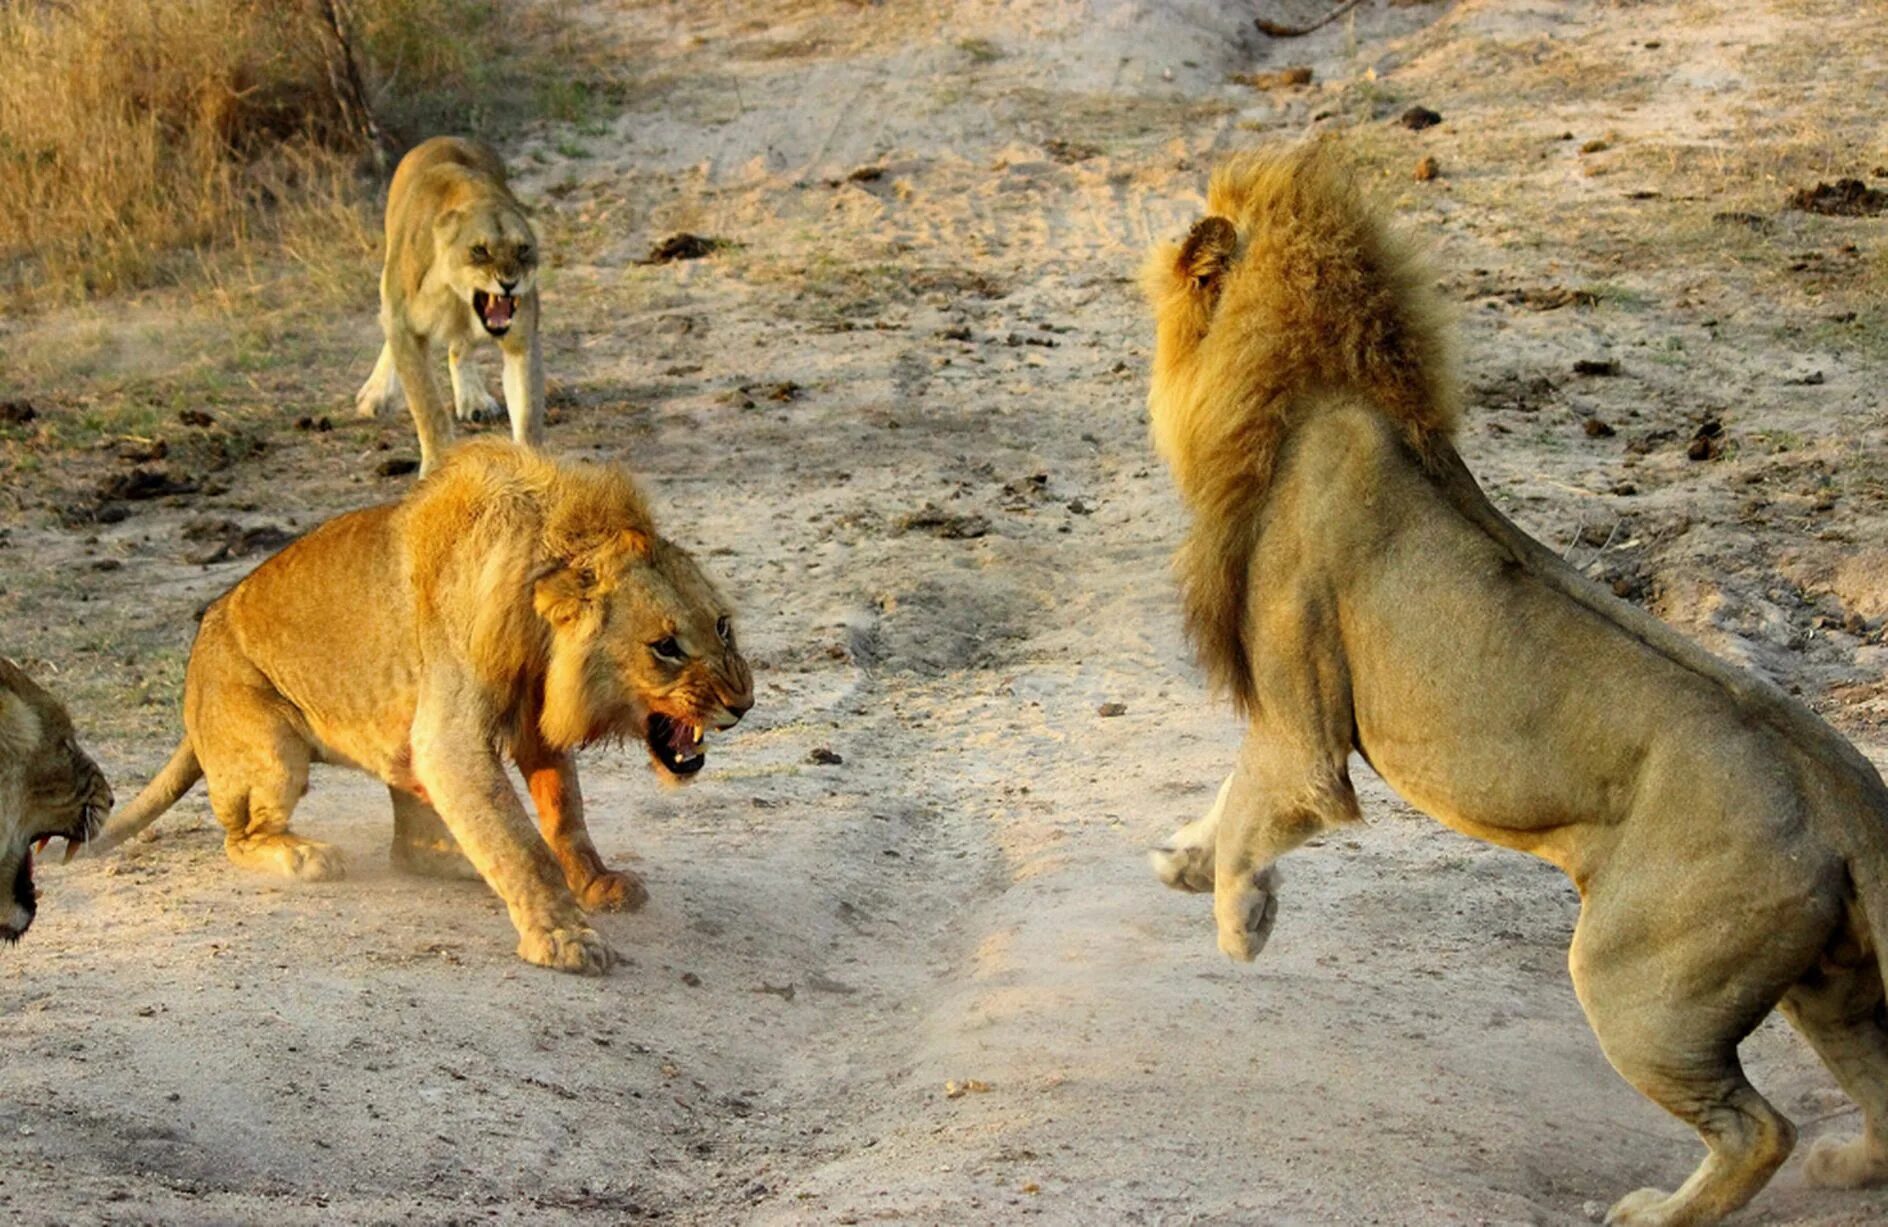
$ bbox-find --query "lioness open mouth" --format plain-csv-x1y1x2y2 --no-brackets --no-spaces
472,289,517,337
645,712,706,777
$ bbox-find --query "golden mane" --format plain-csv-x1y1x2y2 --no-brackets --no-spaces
1141,141,1458,714
397,438,657,727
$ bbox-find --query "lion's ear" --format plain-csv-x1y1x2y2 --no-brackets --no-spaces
0,688,39,755
1178,216,1237,288
432,207,465,241
532,563,596,629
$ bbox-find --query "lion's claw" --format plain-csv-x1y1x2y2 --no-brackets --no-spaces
1215,867,1279,962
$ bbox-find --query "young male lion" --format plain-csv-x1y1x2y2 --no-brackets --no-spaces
91,440,753,975
1142,144,1888,1226
0,659,112,941
355,136,545,475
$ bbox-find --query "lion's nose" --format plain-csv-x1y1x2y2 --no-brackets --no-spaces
498,278,518,295
718,696,752,728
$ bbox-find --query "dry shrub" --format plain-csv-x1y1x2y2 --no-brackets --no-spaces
0,0,542,303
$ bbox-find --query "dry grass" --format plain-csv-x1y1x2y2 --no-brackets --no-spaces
0,0,584,304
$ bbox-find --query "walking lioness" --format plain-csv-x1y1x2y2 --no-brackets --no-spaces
355,136,544,474
91,441,753,974
1143,144,1888,1225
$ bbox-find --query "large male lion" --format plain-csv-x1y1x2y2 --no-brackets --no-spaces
355,136,545,475
91,440,753,974
0,659,111,941
1142,144,1888,1226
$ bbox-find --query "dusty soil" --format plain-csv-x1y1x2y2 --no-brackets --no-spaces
5,1,1888,1222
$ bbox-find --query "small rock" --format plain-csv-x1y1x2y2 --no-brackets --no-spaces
845,165,885,183
1413,155,1440,181
98,467,199,501
1582,417,1616,438
1097,702,1127,717
896,506,990,540
680,971,702,987
809,747,844,766
1399,105,1442,131
375,457,420,478
1687,418,1724,462
1573,359,1620,377
1579,138,1610,154
0,400,36,424
178,409,214,427
294,415,334,433
1784,370,1825,386
944,1079,992,1099
90,558,123,572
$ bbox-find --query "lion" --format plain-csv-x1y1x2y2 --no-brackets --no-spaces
354,136,545,475
1141,143,1888,1226
89,439,753,975
0,659,112,941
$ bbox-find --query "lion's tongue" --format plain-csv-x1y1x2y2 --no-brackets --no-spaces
484,294,515,329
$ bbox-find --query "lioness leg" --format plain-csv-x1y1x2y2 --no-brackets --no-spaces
207,735,345,882
515,742,646,914
1573,928,1798,1224
497,313,545,448
354,342,402,419
388,329,451,475
1150,773,1231,893
446,342,502,424
388,787,479,880
1779,957,1888,1188
411,686,612,974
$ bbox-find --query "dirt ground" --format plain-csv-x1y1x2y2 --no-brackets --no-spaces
5,0,1888,1222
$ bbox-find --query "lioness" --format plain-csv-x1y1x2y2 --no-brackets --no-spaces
0,659,111,941
355,136,544,475
91,440,753,974
1143,144,1888,1226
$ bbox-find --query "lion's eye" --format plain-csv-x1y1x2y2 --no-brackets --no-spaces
470,244,490,262
715,615,732,644
650,636,684,663
517,245,534,262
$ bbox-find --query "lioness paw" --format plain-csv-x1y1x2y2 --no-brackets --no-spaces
454,386,504,424
1803,1133,1888,1188
1215,867,1279,962
578,868,648,914
1149,838,1214,893
518,925,615,976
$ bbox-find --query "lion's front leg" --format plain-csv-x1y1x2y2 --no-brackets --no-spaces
1150,773,1232,893
412,694,613,975
517,741,647,915
498,305,545,449
1206,733,1361,963
388,328,451,475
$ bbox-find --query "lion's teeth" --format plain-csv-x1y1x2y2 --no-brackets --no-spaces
693,725,703,744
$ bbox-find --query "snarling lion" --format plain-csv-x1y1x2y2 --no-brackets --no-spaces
91,440,753,975
1142,143,1888,1225
0,659,112,942
355,136,545,475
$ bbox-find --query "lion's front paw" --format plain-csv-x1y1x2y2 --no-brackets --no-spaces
517,925,616,975
578,868,648,914
1604,1187,1672,1226
1149,836,1214,893
1215,867,1279,962
455,387,504,424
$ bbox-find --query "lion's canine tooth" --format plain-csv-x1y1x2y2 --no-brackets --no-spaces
693,725,704,744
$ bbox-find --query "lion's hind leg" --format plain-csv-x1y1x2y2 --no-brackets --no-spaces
1572,908,1804,1225
208,737,345,883
1780,943,1888,1189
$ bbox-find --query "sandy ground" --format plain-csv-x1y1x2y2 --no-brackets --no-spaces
5,0,1888,1222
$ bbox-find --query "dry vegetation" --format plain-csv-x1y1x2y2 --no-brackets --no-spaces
0,0,594,303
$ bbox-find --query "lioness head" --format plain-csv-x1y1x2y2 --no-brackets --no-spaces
531,526,753,783
0,660,112,941
437,201,538,338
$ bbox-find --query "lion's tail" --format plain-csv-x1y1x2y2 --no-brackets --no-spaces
87,737,201,855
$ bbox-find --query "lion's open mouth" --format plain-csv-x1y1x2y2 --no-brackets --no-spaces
472,289,517,337
645,712,706,777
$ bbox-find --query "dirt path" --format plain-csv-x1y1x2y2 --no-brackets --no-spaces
5,1,1888,1222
